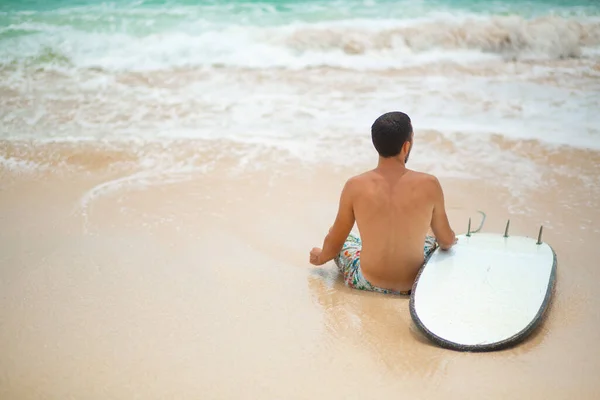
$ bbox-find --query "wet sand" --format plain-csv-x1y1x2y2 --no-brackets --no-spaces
1,140,599,399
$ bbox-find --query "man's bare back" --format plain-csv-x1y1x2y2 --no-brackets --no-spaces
347,167,455,292
309,111,456,294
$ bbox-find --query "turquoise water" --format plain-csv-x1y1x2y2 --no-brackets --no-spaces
1,0,599,150
0,0,600,67
1,0,599,69
2,0,600,15
2,0,599,33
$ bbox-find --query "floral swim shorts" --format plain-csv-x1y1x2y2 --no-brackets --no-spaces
333,232,438,295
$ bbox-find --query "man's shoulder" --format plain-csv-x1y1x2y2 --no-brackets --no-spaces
407,169,439,184
346,170,379,185
342,173,365,190
341,171,374,194
406,171,443,198
347,169,439,182
344,170,371,182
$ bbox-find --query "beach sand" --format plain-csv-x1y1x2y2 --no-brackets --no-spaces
1,139,599,399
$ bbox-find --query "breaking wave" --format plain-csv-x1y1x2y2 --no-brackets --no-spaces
1,15,599,71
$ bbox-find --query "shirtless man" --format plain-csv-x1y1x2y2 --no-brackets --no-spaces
309,111,456,295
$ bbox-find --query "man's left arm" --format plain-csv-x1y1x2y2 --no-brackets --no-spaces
310,179,356,265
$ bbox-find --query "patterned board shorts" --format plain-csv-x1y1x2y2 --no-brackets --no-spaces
333,232,438,296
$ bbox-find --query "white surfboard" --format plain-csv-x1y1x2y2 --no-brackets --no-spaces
410,232,556,351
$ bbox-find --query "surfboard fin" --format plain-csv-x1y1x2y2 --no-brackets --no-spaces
536,225,543,245
504,220,510,238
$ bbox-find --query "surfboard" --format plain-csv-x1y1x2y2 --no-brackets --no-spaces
409,232,556,352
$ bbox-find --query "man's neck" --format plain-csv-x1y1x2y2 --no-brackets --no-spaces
376,156,407,172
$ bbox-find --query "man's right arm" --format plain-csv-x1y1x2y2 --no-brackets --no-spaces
429,176,456,250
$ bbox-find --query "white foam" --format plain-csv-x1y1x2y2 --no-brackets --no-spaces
0,155,47,172
2,14,599,71
1,64,599,150
1,5,599,201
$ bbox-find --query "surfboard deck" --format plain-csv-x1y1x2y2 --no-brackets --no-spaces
410,233,556,352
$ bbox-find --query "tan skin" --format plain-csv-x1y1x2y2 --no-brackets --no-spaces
309,135,456,293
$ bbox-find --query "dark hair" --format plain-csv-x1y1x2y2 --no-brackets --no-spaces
371,111,413,158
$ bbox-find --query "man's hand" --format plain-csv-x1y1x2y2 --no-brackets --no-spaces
310,247,324,266
440,236,458,251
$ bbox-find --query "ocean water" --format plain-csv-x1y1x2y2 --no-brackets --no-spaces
3,0,600,69
1,0,599,176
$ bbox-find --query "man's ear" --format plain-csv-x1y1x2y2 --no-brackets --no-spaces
402,140,412,154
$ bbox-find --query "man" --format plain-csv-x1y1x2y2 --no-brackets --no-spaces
309,111,456,295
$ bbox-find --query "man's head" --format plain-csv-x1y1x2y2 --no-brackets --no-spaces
371,111,413,163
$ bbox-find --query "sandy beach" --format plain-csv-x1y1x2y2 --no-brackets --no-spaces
1,138,599,399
